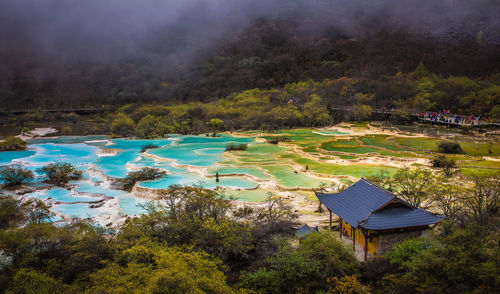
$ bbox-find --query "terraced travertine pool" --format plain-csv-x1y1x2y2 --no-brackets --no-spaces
1,126,498,223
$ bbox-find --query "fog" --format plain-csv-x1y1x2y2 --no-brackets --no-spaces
0,0,498,68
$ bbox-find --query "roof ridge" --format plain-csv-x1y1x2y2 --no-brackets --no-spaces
360,178,397,198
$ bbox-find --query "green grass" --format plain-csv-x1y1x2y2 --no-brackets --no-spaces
320,138,418,157
351,123,368,128
359,135,404,151
244,143,287,154
457,160,500,168
392,137,443,151
225,189,271,201
298,191,320,202
459,168,500,177
292,157,398,178
460,142,500,157
321,139,360,150
235,153,279,163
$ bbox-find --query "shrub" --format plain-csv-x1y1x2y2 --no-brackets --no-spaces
352,104,372,121
0,196,28,230
36,162,82,185
61,126,72,135
431,155,456,176
141,143,159,153
21,127,31,135
385,237,432,267
225,143,247,151
326,275,363,294
267,136,291,144
135,115,174,138
0,136,27,151
8,269,70,294
123,168,167,191
111,113,135,137
0,166,34,187
438,142,463,154
206,118,224,136
240,231,358,293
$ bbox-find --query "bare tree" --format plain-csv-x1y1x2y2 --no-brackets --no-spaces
461,177,500,224
392,167,435,208
258,193,298,231
431,179,464,223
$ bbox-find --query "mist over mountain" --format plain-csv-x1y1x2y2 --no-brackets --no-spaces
0,0,499,107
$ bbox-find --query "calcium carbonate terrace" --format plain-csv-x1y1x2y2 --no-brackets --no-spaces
0,126,499,224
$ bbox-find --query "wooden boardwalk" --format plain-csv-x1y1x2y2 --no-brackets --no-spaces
416,118,498,127
0,108,117,114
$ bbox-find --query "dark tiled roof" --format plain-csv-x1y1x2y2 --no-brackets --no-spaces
316,178,443,230
316,179,394,228
295,224,319,238
359,207,445,230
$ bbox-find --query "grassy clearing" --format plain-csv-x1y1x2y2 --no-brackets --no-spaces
359,135,403,151
291,156,398,178
392,137,443,151
457,160,500,168
244,143,287,154
459,168,500,177
320,138,418,158
460,142,500,157
298,190,320,202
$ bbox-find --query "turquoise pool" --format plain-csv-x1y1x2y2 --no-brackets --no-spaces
27,187,103,203
1,134,322,221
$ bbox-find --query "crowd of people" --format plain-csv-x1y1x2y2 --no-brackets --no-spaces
418,110,489,125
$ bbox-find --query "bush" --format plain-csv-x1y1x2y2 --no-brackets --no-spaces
352,104,372,121
8,269,70,294
141,143,159,153
0,136,27,151
123,168,167,191
0,196,28,230
61,126,72,135
225,143,247,151
0,166,34,187
431,155,456,176
135,115,174,138
438,142,463,154
240,231,358,293
111,113,135,137
36,162,82,185
266,136,291,144
21,127,31,135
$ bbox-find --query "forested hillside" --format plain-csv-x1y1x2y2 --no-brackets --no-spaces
0,0,499,116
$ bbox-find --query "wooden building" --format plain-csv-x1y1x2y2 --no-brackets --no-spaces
316,179,443,260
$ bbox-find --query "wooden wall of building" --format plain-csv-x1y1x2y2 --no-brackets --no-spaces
341,220,378,256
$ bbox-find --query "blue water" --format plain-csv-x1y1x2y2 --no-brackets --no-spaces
71,180,127,197
28,135,108,144
96,138,172,178
118,196,151,215
139,173,258,190
0,134,271,220
149,135,253,167
55,203,105,219
20,143,99,170
28,187,103,203
0,150,36,166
